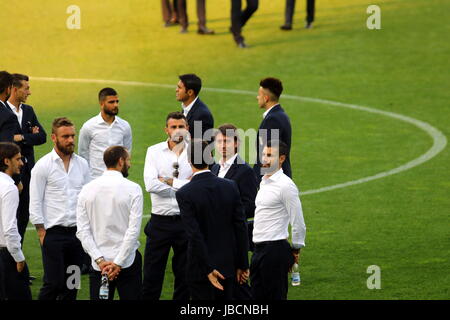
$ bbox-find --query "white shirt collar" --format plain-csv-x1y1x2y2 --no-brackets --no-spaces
0,171,14,183
262,168,284,183
102,169,123,178
7,101,22,112
50,148,74,162
263,104,279,119
192,169,211,177
220,153,238,168
182,96,199,116
96,112,118,125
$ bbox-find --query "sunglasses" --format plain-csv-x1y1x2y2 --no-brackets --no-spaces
173,162,179,178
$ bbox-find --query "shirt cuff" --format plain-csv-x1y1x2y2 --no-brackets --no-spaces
10,249,26,263
291,243,305,250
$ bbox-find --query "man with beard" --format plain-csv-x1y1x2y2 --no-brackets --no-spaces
78,87,132,179
29,117,91,300
142,112,191,300
76,146,143,300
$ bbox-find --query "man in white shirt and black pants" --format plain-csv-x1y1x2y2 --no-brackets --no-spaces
76,146,143,300
251,140,306,300
30,117,91,300
142,112,192,300
0,142,31,300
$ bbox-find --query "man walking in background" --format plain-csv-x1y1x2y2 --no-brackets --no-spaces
230,0,259,48
280,0,315,30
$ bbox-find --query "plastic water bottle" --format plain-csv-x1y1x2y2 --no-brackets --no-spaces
291,263,301,286
99,274,109,299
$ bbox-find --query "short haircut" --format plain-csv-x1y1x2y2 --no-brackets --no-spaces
179,74,202,96
260,77,283,101
0,142,21,172
98,87,118,102
188,139,213,169
265,139,289,157
166,111,187,126
216,123,240,149
52,117,74,134
103,146,129,168
0,71,13,94
11,73,29,88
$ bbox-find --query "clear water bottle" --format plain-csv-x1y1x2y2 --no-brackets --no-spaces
291,263,301,286
99,274,109,299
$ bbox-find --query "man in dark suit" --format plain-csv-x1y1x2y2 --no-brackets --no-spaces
254,77,292,181
0,71,17,143
7,74,47,242
230,0,259,48
280,0,315,30
175,140,249,300
211,123,257,300
176,74,214,143
176,0,214,34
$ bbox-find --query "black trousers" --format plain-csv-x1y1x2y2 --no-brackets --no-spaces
16,165,31,244
189,277,235,300
142,214,189,300
89,251,143,300
250,240,294,300
230,0,259,41
284,0,315,26
38,226,84,300
0,248,32,300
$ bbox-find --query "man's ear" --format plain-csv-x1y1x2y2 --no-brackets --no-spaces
187,89,195,97
279,154,286,165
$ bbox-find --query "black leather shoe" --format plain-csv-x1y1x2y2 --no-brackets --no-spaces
280,25,292,31
197,27,215,35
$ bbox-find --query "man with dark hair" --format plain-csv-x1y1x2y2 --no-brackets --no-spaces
0,142,32,300
280,0,315,30
7,73,47,243
0,71,17,142
176,0,214,34
176,74,214,142
76,146,143,300
211,124,258,299
251,140,306,300
254,77,292,181
79,87,132,179
230,0,259,48
30,117,91,300
175,139,249,300
142,111,191,300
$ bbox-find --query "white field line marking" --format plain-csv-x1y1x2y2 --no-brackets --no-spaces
30,76,447,197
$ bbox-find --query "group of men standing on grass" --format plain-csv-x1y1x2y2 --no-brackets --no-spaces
0,70,306,301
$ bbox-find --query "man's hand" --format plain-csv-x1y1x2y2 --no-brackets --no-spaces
207,269,225,291
17,182,23,194
236,269,249,284
13,134,23,142
290,249,301,271
105,263,122,281
32,126,40,134
35,225,46,246
98,260,113,273
158,177,174,186
16,261,26,273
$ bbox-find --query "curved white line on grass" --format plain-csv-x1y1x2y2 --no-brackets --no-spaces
30,76,448,197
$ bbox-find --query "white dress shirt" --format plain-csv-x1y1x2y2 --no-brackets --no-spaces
143,141,192,216
76,170,143,270
253,169,306,249
181,96,199,117
262,104,280,119
78,113,132,178
218,153,238,178
29,149,91,229
7,101,23,127
0,172,25,262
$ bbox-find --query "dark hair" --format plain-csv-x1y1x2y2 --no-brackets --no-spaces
179,74,202,96
0,71,13,94
52,117,74,134
216,123,240,151
265,140,289,157
260,77,283,101
98,87,118,101
166,111,187,126
0,142,21,172
103,146,129,168
11,73,29,88
188,139,213,169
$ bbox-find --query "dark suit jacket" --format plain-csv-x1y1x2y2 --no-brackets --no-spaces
254,104,292,179
175,171,249,282
186,97,214,141
0,101,17,142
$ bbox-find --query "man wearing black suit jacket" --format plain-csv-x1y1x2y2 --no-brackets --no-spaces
176,74,214,142
254,77,292,181
211,123,257,300
176,140,249,300
7,74,47,242
0,71,17,143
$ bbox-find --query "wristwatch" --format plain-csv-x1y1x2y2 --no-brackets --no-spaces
95,257,105,265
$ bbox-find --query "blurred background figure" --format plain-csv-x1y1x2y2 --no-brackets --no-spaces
230,0,259,48
161,0,179,27
281,0,315,30
177,0,215,34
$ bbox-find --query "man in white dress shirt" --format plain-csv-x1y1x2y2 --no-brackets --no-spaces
0,142,31,300
78,87,132,179
76,146,143,300
30,117,91,300
142,111,192,300
251,140,306,300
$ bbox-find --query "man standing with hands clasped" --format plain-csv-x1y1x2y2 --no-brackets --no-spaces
76,146,143,300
